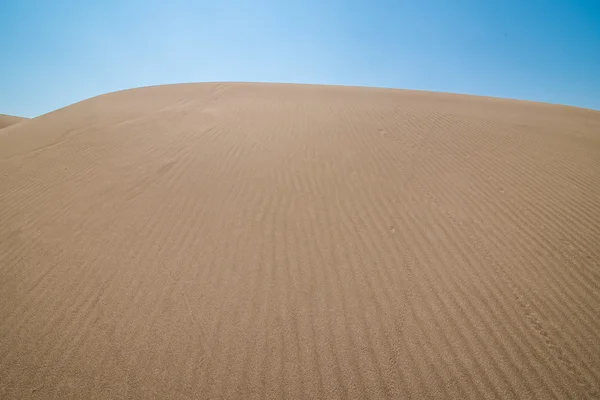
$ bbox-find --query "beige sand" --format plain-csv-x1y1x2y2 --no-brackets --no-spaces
1,83,599,399
0,114,26,130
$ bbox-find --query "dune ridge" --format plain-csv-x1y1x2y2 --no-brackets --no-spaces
1,82,599,399
0,114,27,130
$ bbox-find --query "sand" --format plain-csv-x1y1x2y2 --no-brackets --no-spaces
1,82,599,399
0,114,26,130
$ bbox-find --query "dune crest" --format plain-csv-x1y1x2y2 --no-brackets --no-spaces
0,114,27,130
1,83,599,399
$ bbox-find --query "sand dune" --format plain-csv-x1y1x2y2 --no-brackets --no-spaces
1,82,599,399
0,114,27,130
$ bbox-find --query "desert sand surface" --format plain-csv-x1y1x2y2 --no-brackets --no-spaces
1,82,599,399
0,114,26,130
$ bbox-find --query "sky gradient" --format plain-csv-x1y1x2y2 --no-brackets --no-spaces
1,0,599,117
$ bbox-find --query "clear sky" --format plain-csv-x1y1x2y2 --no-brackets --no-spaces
1,0,599,117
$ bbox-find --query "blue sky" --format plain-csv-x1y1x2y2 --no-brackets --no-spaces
1,0,599,117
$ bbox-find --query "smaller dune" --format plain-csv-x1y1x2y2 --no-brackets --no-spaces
0,114,27,130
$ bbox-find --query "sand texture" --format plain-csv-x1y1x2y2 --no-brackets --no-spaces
0,114,26,130
1,83,599,399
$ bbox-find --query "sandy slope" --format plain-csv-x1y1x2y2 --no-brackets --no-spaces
0,114,26,130
1,83,599,399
